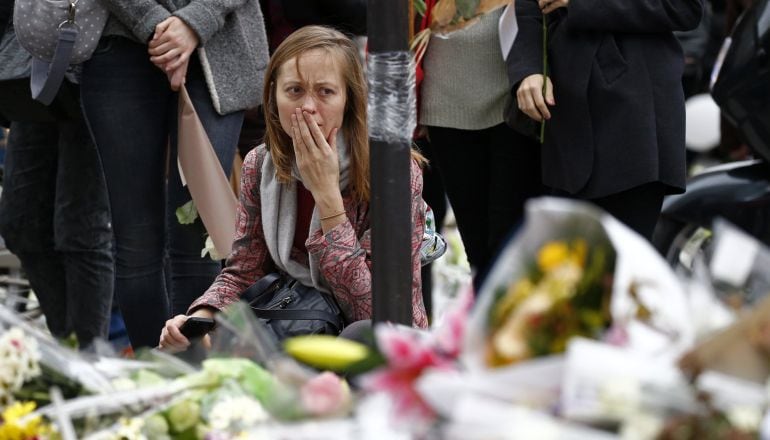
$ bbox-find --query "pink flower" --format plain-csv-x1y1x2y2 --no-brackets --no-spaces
434,289,474,358
376,326,450,371
363,368,435,420
603,323,629,346
361,324,458,421
300,372,352,418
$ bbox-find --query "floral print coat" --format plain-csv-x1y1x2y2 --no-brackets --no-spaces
189,146,429,328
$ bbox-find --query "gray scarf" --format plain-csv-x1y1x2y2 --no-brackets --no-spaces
260,133,350,293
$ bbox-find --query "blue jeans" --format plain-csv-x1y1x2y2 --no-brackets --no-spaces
80,37,243,348
0,119,114,347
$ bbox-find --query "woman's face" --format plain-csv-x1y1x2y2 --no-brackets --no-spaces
275,48,347,142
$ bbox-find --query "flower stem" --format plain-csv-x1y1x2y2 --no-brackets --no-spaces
540,13,548,144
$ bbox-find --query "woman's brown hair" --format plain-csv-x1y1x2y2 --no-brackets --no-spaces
263,26,370,202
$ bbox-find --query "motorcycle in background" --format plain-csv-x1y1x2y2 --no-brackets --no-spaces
653,0,770,269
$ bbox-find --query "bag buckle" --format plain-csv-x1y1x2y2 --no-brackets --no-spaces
58,0,78,29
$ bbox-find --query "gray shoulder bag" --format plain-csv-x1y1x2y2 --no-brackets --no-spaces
13,0,108,105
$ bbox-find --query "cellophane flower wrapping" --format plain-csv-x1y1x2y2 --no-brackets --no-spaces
464,197,698,369
411,197,711,429
0,299,356,439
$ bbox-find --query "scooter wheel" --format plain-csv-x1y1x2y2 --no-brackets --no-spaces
653,218,713,272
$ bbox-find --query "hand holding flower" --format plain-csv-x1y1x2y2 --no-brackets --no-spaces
539,0,569,14
517,74,555,123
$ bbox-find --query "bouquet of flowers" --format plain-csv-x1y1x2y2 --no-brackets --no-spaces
0,326,44,406
0,299,356,439
412,0,511,71
465,198,699,372
460,198,624,372
414,0,511,35
485,235,615,367
85,303,356,439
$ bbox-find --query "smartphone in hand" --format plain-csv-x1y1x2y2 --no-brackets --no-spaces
179,317,215,341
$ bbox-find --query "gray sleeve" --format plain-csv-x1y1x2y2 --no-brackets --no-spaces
101,0,172,42
173,0,250,44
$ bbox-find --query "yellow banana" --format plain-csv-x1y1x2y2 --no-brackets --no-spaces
284,335,371,371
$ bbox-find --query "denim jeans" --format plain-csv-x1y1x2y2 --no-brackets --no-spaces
0,119,114,347
80,37,243,348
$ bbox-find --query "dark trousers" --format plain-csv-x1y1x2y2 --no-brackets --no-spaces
427,123,544,289
589,183,666,241
80,37,244,348
0,119,114,347
554,182,665,241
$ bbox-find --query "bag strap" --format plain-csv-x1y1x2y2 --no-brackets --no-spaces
241,272,283,303
30,24,78,105
251,308,342,326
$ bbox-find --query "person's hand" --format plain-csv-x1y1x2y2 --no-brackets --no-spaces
291,108,342,199
166,58,189,91
291,109,346,231
158,309,214,353
148,17,199,72
516,74,555,122
539,0,569,14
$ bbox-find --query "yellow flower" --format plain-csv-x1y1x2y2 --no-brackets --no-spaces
537,241,570,272
0,423,24,440
2,401,35,424
0,401,44,440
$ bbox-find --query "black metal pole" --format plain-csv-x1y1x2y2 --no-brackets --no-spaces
368,0,413,325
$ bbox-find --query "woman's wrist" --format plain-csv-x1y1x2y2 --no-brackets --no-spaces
313,189,345,216
320,212,347,233
191,307,216,320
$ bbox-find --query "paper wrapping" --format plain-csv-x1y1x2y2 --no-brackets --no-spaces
177,86,237,258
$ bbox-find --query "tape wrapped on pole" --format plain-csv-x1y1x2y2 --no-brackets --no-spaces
177,86,238,258
367,51,417,144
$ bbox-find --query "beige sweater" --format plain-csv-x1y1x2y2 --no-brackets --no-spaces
419,9,509,130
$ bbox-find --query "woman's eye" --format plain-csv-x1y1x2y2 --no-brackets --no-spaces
319,88,335,96
286,86,302,95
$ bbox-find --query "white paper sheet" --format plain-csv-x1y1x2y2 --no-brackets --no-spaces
499,4,519,60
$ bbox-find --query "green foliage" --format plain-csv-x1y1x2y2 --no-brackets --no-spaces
414,0,427,16
176,200,199,225
455,0,481,20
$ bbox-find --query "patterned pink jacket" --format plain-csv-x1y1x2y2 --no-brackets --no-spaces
189,146,429,328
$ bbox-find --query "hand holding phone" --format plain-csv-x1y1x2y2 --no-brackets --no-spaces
179,317,215,341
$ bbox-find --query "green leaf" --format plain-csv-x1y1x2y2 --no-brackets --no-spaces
414,0,427,16
134,369,167,387
167,399,201,433
455,0,480,19
342,350,387,376
237,363,276,403
176,200,199,225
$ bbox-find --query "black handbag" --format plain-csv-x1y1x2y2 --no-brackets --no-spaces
0,22,82,125
242,272,346,341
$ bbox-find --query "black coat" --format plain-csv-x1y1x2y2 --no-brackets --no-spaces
507,0,703,198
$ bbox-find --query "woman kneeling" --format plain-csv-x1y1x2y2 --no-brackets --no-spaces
159,25,429,352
